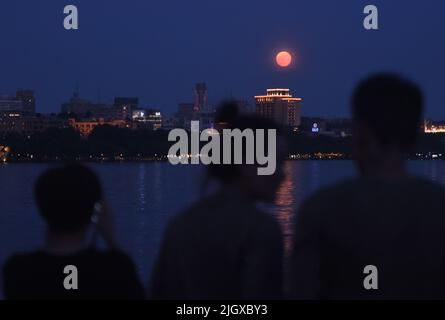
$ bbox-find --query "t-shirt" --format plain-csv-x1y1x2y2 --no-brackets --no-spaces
3,248,145,300
291,175,445,299
150,190,284,300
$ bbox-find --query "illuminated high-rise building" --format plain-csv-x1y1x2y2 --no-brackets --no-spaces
254,88,302,129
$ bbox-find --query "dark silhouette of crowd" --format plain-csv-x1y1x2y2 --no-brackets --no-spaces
4,73,445,300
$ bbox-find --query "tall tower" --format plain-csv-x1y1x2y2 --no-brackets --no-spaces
254,88,302,129
194,82,208,112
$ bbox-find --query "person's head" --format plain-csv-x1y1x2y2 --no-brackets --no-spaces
34,164,102,235
351,73,423,174
208,107,287,202
214,100,240,127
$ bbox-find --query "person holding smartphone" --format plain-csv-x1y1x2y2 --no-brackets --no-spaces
2,164,145,300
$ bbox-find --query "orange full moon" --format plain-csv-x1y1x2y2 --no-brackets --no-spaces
276,51,292,67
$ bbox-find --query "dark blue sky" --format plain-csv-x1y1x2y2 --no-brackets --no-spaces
1,0,444,118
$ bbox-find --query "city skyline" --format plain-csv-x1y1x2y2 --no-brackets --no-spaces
4,82,445,125
1,1,445,118
2,83,305,118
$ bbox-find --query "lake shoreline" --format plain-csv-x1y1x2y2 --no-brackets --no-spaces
3,157,445,164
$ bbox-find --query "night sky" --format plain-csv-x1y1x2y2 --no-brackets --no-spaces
1,0,444,118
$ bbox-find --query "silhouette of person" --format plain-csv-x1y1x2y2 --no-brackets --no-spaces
3,164,145,299
290,73,445,299
150,104,286,299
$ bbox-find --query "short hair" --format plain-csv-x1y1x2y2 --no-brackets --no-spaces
34,164,102,233
352,73,423,149
214,100,240,125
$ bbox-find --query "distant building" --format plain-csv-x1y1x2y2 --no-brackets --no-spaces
0,145,9,162
254,88,302,129
89,103,118,120
16,90,36,114
0,97,22,112
114,97,138,120
61,91,115,119
300,116,352,137
174,83,214,129
145,109,162,130
325,118,352,137
161,116,179,130
300,117,327,133
196,110,215,130
424,119,445,133
194,83,208,112
177,103,195,119
0,90,35,115
61,91,92,115
132,108,162,130
68,118,131,137
132,109,145,120
0,112,68,136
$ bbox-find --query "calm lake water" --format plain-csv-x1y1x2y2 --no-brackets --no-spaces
1,160,445,298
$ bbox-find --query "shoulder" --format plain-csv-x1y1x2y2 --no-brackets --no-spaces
3,251,44,272
166,192,240,231
166,193,282,240
295,178,365,230
173,194,220,221
301,178,360,210
2,252,48,285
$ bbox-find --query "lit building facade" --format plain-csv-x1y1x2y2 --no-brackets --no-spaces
0,113,68,136
68,118,131,137
424,120,445,133
132,109,162,130
254,89,302,129
0,145,9,162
